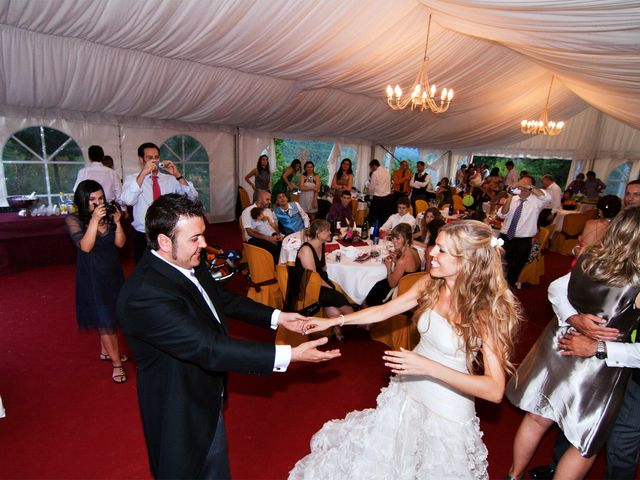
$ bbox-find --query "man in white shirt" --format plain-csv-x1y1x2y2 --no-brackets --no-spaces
497,176,549,286
539,173,563,226
504,160,518,189
73,145,121,203
241,190,281,262
118,193,339,479
380,196,416,233
121,142,198,262
367,159,392,228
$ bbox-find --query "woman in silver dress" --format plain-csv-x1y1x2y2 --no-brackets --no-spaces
506,206,640,480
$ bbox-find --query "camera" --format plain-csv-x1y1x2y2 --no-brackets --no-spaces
507,186,522,196
158,161,165,168
104,201,119,225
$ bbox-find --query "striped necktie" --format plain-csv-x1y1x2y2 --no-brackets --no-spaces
507,198,526,240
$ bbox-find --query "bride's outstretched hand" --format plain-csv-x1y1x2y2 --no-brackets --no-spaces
383,348,433,376
302,317,337,335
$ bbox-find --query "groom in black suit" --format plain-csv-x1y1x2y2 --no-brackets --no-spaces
118,194,339,479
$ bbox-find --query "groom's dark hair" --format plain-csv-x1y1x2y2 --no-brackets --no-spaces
145,194,204,250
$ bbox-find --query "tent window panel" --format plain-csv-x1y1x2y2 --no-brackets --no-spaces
160,134,210,211
1,126,84,205
274,138,334,187
604,162,630,198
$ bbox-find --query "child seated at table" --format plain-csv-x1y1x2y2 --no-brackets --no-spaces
250,207,283,240
380,196,416,234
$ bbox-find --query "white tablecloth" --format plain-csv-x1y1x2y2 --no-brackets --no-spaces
326,245,387,305
553,209,581,233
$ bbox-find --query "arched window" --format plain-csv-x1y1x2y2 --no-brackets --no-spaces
160,134,210,210
604,162,631,198
1,126,83,205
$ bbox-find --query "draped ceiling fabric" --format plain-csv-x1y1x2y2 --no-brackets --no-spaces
1,0,639,148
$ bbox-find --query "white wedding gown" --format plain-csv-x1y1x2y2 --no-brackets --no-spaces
289,310,488,480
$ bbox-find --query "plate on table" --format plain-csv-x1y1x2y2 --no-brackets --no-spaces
354,253,370,263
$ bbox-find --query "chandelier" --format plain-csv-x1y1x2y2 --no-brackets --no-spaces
385,13,453,113
520,75,565,136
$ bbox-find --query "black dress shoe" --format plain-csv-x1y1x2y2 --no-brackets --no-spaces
528,465,555,479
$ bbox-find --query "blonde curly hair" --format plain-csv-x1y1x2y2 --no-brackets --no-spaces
415,220,522,374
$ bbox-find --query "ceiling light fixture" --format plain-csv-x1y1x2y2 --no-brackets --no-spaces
385,13,453,113
520,75,565,136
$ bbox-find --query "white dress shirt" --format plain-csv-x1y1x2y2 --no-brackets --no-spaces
368,167,391,197
544,182,563,212
151,250,291,371
241,203,277,240
504,169,518,188
498,190,549,238
74,162,122,202
381,212,416,231
121,172,198,233
549,273,640,368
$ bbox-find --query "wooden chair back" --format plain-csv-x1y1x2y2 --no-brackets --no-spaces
414,200,428,216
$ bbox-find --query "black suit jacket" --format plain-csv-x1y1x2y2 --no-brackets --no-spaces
117,250,276,479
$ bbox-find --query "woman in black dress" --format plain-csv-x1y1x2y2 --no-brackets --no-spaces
66,180,127,383
288,219,353,341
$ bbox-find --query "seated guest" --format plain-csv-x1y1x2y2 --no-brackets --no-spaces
380,196,416,233
436,178,452,207
575,194,621,256
274,192,309,235
364,223,421,306
288,220,354,341
327,190,355,230
413,207,445,247
241,190,282,262
250,207,283,241
561,190,578,210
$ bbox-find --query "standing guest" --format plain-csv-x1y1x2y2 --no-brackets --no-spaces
66,180,127,383
273,192,309,235
241,190,282,262
330,158,354,202
455,164,467,187
327,190,355,230
623,179,640,208
561,190,578,210
102,155,115,170
480,163,491,180
504,160,518,189
118,194,340,479
121,142,198,263
271,159,302,199
74,145,121,203
584,170,606,199
497,176,549,287
288,220,354,342
245,154,272,203
380,196,416,234
567,173,586,195
484,167,503,196
392,160,412,207
364,223,421,306
291,220,522,479
367,159,392,228
409,161,431,213
539,174,563,226
575,195,621,256
298,161,320,220
506,207,640,480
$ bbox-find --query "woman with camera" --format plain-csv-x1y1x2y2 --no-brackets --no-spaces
65,180,127,383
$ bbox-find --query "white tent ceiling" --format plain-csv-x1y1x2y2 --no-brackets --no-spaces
0,0,639,150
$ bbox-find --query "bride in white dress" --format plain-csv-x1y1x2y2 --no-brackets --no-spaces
290,220,522,480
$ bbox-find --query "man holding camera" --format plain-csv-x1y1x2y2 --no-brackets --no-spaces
121,142,198,262
497,176,549,287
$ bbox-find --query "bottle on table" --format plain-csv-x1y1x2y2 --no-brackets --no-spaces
361,218,369,240
371,220,380,245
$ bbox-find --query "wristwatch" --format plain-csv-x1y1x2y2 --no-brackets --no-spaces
595,340,607,360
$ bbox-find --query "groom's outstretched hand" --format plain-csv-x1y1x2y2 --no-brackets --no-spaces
291,337,341,363
278,311,308,334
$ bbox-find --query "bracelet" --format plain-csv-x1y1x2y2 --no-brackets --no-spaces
339,314,345,327
176,175,185,181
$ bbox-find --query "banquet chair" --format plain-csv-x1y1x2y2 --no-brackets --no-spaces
414,200,428,216
238,186,251,211
583,208,598,221
517,224,553,286
550,213,587,255
370,271,426,351
244,243,283,309
274,264,329,347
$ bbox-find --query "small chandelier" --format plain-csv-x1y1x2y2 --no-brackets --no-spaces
385,13,453,113
520,75,565,136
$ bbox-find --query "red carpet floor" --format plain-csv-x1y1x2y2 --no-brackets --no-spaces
0,222,615,478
